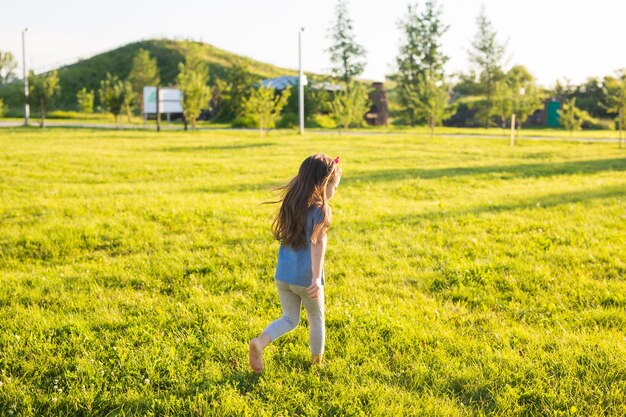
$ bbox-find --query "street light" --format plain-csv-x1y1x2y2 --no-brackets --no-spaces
22,28,29,126
298,27,304,135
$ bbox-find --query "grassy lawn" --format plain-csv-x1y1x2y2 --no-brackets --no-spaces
0,128,625,416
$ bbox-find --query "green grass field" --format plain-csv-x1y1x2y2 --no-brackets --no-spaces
0,128,625,416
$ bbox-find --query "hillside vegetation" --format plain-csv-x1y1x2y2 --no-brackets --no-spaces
0,39,298,111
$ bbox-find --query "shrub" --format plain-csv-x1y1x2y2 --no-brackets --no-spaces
276,112,299,128
581,117,612,130
310,114,337,129
230,116,256,128
47,111,112,120
0,98,7,118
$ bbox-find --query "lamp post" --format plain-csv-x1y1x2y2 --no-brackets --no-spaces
22,28,29,127
298,27,304,135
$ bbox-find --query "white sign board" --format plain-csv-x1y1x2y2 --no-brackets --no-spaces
143,86,184,114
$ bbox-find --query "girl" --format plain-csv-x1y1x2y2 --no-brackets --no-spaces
249,154,341,374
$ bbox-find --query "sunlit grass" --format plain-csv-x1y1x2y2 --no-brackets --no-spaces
0,127,625,416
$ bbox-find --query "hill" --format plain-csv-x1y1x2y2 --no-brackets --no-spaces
0,39,299,112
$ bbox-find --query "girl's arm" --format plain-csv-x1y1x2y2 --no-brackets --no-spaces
307,234,327,299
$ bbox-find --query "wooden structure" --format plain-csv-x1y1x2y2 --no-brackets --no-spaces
365,82,388,126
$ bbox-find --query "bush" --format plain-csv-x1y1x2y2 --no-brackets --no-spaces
309,114,337,129
0,81,23,111
0,98,7,118
47,111,112,120
582,117,614,130
230,116,256,128
276,112,299,128
443,100,482,127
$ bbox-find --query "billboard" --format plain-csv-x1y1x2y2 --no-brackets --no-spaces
143,86,184,114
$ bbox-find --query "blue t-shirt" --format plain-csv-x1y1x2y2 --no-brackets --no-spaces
275,206,328,287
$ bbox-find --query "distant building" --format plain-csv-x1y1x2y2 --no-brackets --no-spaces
261,76,388,126
261,76,303,90
543,98,562,127
261,76,342,92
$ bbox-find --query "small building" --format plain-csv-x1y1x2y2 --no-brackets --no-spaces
260,76,388,126
544,98,562,127
261,76,342,92
261,76,304,90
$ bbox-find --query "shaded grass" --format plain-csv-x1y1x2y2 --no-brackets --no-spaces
348,157,626,182
343,125,624,140
0,128,625,416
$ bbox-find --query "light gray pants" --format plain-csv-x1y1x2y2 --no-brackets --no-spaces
263,280,325,356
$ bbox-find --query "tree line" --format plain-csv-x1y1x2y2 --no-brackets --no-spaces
0,0,625,137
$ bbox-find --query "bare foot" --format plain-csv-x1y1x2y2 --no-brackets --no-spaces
249,338,265,374
311,354,323,366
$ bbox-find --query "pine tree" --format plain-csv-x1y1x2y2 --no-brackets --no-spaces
327,0,367,84
468,6,507,127
394,0,449,126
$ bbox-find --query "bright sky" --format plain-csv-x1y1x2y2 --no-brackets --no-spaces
2,0,625,87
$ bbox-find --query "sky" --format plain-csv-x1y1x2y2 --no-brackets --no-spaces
1,0,625,88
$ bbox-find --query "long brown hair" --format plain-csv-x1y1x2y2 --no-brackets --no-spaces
270,154,341,249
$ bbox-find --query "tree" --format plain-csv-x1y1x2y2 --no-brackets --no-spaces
393,0,449,126
558,98,588,137
28,70,60,128
177,55,211,130
76,88,94,113
0,51,17,84
493,79,513,128
414,71,453,136
553,78,574,99
602,69,626,148
0,98,7,118
493,65,543,129
122,81,137,124
99,73,128,127
127,49,160,114
214,61,256,120
305,82,333,119
329,81,370,131
327,0,367,83
573,77,610,118
509,68,543,129
243,85,291,137
468,6,507,127
282,76,333,124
